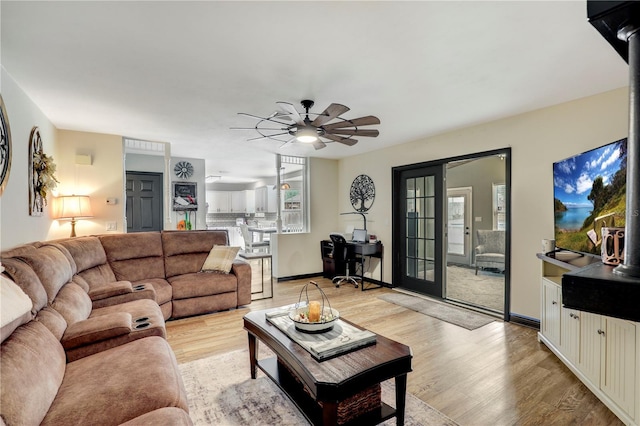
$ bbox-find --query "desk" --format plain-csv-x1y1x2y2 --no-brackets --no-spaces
350,241,384,291
321,240,384,291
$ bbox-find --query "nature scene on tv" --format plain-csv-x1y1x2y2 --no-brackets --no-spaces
553,138,627,254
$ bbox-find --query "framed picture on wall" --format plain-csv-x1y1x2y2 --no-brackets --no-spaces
172,181,197,211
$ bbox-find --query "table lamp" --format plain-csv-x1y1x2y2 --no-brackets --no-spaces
53,195,93,237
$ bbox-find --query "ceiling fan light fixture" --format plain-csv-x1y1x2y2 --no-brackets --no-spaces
296,127,318,143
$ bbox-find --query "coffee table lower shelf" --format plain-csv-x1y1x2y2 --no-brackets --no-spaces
257,357,396,426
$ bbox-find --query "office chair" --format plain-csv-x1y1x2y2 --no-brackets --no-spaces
329,233,361,288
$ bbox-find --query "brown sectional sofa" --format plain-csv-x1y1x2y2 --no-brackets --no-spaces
0,230,251,425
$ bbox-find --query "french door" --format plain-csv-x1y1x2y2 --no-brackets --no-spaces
392,164,444,298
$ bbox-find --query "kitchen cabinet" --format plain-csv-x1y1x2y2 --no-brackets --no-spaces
255,186,276,213
207,191,230,213
207,191,250,213
538,253,638,425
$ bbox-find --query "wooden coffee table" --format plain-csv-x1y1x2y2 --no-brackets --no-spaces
243,308,412,426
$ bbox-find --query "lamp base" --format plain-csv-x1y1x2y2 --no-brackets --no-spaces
70,219,77,238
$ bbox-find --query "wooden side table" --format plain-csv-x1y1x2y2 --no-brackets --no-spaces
239,252,273,299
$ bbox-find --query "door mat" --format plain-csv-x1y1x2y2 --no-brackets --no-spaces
379,292,496,330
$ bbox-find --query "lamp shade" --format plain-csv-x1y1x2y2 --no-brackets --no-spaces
53,195,93,219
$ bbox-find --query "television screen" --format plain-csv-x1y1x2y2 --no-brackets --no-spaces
553,138,627,254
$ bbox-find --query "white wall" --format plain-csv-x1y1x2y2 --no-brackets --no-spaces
50,129,124,239
1,69,59,249
273,158,339,278
336,87,629,320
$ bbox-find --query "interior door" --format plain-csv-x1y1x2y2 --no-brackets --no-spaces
446,187,472,266
393,164,444,297
126,172,163,232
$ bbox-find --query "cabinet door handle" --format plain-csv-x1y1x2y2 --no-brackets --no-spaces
569,313,574,318
574,315,579,320
597,329,605,335
552,301,557,305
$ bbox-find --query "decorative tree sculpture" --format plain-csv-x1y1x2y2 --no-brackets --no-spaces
349,174,375,212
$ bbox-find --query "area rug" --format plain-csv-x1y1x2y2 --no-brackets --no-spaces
179,348,459,426
379,292,496,330
446,265,504,312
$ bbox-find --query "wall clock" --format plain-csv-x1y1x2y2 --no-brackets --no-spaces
0,95,11,197
174,161,194,180
350,174,375,212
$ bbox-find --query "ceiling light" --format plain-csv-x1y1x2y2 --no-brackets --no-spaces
296,127,318,143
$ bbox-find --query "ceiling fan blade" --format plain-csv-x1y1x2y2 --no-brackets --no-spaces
238,112,292,126
230,127,286,131
329,129,379,137
276,102,304,126
322,115,380,130
322,133,358,146
312,140,327,150
247,131,289,141
279,137,296,148
311,103,350,126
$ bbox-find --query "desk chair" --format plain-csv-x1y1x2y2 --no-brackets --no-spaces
329,233,361,288
240,224,270,253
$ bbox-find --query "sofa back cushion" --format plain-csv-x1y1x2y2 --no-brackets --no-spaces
162,230,229,278
0,257,48,315
57,237,117,285
0,321,66,426
50,283,93,325
16,245,74,303
100,232,165,282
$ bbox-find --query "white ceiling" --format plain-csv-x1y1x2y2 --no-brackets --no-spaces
1,1,629,183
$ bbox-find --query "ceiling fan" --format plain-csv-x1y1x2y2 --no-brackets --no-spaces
233,100,380,150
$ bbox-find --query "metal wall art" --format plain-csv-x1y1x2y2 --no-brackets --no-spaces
0,95,11,196
28,127,58,216
349,174,375,212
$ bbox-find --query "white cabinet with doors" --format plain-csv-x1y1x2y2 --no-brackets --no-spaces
538,254,638,425
255,186,276,213
207,190,250,213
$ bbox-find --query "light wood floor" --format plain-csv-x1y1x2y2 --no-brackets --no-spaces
166,277,623,426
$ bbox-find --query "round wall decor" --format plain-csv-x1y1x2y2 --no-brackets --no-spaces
0,95,11,197
349,174,375,212
174,161,194,179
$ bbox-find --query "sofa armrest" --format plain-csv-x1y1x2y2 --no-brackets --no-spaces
475,244,485,255
62,312,132,349
230,260,252,306
88,280,133,301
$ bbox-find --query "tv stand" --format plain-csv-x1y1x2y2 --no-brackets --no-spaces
537,253,639,425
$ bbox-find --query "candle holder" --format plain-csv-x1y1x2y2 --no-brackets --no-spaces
289,281,339,333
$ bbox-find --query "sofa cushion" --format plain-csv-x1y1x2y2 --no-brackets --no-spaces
42,336,189,426
133,278,172,305
62,312,132,350
57,236,108,273
35,307,68,341
162,230,229,278
201,245,240,274
119,407,192,426
169,271,238,300
17,245,74,303
0,273,33,343
50,282,93,325
100,232,166,281
0,257,48,314
0,321,66,426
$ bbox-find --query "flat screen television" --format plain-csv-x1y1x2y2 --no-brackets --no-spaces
553,138,627,254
